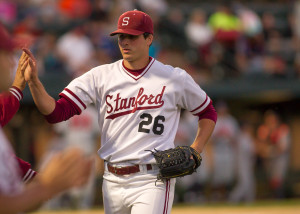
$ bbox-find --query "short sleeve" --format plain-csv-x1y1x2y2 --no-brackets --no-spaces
178,71,211,115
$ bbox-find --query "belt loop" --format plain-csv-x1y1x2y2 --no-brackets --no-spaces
104,161,108,171
140,164,147,173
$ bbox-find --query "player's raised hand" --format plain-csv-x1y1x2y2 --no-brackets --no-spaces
36,147,93,198
12,50,28,90
22,48,38,83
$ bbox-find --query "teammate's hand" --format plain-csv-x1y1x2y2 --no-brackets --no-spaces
36,148,93,198
12,50,28,90
22,48,38,83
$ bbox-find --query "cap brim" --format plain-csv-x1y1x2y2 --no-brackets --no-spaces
110,28,144,36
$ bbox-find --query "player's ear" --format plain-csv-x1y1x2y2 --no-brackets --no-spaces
146,34,153,47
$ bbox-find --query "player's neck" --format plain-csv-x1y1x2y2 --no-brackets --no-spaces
123,56,150,70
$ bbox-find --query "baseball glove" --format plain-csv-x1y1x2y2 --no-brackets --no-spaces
150,146,202,180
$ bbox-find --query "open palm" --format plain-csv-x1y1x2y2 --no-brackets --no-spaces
22,48,38,82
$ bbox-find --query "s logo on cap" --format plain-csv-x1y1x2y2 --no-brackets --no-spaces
122,17,130,26
110,10,153,36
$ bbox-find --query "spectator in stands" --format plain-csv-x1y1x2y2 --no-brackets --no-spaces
158,7,187,50
0,0,17,26
261,12,277,41
35,0,67,34
56,26,95,77
185,8,213,67
235,34,265,74
33,33,67,76
186,8,213,47
234,3,264,76
264,30,288,77
234,2,262,38
58,0,92,20
138,0,168,16
12,14,41,49
208,3,242,78
208,4,242,44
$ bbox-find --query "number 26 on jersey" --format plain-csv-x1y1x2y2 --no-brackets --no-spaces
138,113,165,135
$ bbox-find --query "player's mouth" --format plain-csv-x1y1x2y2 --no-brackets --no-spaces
123,48,131,54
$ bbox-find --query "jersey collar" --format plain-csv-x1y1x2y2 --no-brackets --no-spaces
121,57,155,81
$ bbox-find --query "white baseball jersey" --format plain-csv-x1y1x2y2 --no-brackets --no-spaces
0,128,23,195
60,58,210,164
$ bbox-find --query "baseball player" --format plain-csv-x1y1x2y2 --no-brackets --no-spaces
24,10,217,214
0,23,92,213
256,110,290,197
0,50,37,183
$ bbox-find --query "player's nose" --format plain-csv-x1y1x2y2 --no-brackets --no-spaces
119,38,129,47
119,36,131,46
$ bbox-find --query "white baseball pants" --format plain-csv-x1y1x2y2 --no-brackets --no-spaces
102,163,175,214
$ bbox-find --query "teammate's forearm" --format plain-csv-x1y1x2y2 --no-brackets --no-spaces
28,79,56,115
11,81,25,91
0,181,53,214
191,119,216,153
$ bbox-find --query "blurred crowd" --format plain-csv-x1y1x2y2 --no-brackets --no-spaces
175,103,291,204
0,0,299,83
0,0,297,209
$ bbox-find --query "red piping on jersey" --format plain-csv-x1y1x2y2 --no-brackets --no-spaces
163,179,170,214
106,103,164,120
194,101,217,123
64,88,87,109
122,57,155,81
166,180,170,213
190,95,208,113
59,93,82,113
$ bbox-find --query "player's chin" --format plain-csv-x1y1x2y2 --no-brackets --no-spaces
122,54,134,62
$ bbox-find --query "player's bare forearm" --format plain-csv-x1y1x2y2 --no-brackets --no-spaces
28,79,56,115
0,181,52,214
23,48,56,115
190,119,216,153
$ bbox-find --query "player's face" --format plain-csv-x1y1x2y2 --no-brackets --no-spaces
118,33,153,63
0,50,14,92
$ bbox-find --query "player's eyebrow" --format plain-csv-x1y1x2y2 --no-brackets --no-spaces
118,34,139,40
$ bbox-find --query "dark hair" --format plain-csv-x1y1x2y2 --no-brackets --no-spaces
143,32,151,39
143,32,152,47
